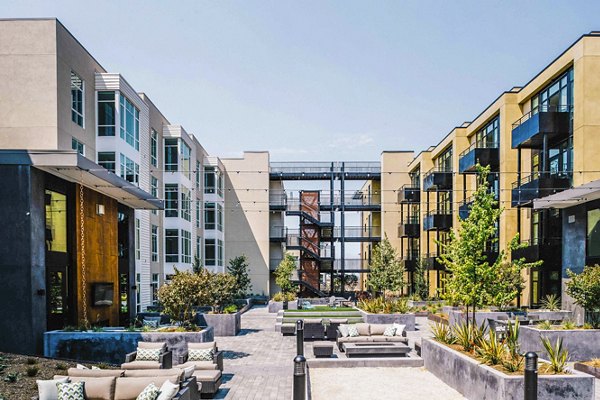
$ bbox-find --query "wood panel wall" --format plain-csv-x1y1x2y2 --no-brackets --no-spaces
74,185,120,326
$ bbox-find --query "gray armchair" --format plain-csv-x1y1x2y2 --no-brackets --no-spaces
303,318,325,340
121,341,173,370
179,342,224,372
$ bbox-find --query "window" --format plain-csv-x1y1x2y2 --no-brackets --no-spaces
151,176,158,215
181,187,191,221
164,139,178,172
181,141,191,180
71,72,84,127
98,152,116,172
71,138,84,156
135,218,140,260
436,148,452,172
196,161,201,189
196,201,200,228
205,239,216,266
165,229,179,262
119,94,139,150
204,166,216,194
182,230,191,264
165,184,178,218
97,91,116,136
409,169,420,188
45,190,67,253
217,239,224,266
217,203,223,232
475,116,499,148
136,273,141,313
151,274,159,305
196,236,202,262
151,129,158,167
588,208,600,258
218,171,224,198
151,225,158,262
119,154,139,186
532,68,573,114
205,202,216,229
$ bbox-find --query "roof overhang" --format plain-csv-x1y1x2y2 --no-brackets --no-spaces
0,150,163,210
534,179,600,210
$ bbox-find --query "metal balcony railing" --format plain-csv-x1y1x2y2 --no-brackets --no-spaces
512,105,572,129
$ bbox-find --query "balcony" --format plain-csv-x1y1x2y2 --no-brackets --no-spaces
459,199,472,220
398,216,420,238
423,210,452,231
511,238,561,266
423,169,452,191
511,105,571,149
511,172,571,207
458,143,499,173
398,185,420,203
424,253,445,270
403,250,420,272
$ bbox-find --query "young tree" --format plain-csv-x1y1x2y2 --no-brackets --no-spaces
367,235,405,298
274,253,297,295
227,255,252,298
196,268,237,313
412,258,429,300
157,269,203,328
566,265,600,327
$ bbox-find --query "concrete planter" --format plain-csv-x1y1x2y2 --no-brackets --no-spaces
526,310,573,322
448,310,515,328
357,309,415,331
422,338,594,400
200,312,241,336
575,363,600,379
268,300,284,313
519,326,600,362
427,314,449,325
407,300,444,308
44,327,214,365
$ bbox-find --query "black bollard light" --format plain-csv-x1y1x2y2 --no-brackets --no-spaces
524,352,538,400
296,319,304,356
293,354,306,400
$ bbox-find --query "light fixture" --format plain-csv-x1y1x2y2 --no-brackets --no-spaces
96,204,105,216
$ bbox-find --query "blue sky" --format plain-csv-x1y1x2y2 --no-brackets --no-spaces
4,1,600,161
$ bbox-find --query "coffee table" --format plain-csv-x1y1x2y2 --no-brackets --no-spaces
343,342,411,358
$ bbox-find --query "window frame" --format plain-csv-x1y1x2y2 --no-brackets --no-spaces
71,71,84,128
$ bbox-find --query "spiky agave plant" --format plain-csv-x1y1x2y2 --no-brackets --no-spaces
541,336,569,374
431,322,455,345
476,329,505,365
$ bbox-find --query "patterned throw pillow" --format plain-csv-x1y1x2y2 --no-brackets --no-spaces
392,323,406,336
189,348,214,361
383,326,397,337
136,347,161,361
143,319,159,329
347,325,360,337
338,324,349,338
136,383,161,400
57,381,85,400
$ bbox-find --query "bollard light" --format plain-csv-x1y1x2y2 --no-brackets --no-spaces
296,319,304,332
524,352,538,400
293,355,307,400
294,355,306,375
296,319,305,356
525,352,538,371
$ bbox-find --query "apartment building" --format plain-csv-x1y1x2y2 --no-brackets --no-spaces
0,18,226,353
391,31,600,308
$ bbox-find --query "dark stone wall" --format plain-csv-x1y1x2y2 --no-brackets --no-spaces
562,205,587,277
0,165,46,355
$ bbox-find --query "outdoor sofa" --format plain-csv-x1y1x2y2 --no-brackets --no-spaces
336,322,408,351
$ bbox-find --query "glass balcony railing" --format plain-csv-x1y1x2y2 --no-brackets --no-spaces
423,210,452,231
511,172,571,207
423,168,453,191
398,184,420,203
458,142,499,173
511,105,571,149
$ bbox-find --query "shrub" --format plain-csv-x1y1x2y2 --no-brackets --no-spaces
431,322,455,344
158,269,204,328
25,358,37,365
223,304,238,314
561,319,576,330
25,366,39,377
3,372,19,383
566,265,600,328
536,320,553,330
358,297,410,314
476,330,504,365
540,294,561,311
54,363,68,371
272,292,285,302
541,336,569,374
274,254,297,295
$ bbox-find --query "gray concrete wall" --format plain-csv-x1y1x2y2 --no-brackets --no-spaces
422,338,594,400
358,310,415,331
562,205,589,324
519,326,600,362
200,312,241,336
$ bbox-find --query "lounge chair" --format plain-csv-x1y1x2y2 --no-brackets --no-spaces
325,318,348,340
121,341,172,370
303,318,325,340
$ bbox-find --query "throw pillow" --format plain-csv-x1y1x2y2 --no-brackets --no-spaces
136,347,161,361
383,326,397,337
76,364,88,370
37,377,69,400
136,383,160,400
392,323,406,336
347,325,359,337
143,319,159,329
157,380,180,400
183,365,195,379
57,381,85,400
338,324,349,338
188,348,214,361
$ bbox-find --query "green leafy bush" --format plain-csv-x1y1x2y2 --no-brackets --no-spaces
25,366,39,377
223,304,238,314
158,269,204,328
3,372,19,383
227,255,252,298
566,265,600,328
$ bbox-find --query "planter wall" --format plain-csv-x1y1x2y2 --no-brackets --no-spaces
428,314,449,325
422,338,594,400
357,309,415,331
519,326,600,362
199,312,241,336
268,300,284,313
44,327,214,365
407,300,444,308
448,311,516,328
526,310,573,322
575,363,600,379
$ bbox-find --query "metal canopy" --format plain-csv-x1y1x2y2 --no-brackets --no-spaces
0,150,163,210
533,179,600,210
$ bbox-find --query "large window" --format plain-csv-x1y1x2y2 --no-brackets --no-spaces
71,138,84,156
119,154,139,186
165,184,179,218
165,229,179,262
476,116,499,148
588,208,600,258
71,72,84,127
151,273,159,305
181,188,191,222
98,152,116,172
45,190,67,253
97,91,116,136
217,239,224,266
151,225,158,262
205,202,216,229
205,238,216,266
532,68,573,114
136,273,141,313
204,166,216,194
165,139,178,172
119,94,139,150
196,236,202,262
436,148,452,172
181,141,191,180
196,201,201,228
135,218,140,260
151,176,158,215
196,161,201,189
182,230,191,264
217,203,223,232
151,129,158,167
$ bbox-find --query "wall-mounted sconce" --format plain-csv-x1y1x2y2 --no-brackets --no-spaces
97,204,105,216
